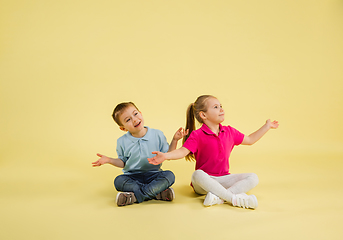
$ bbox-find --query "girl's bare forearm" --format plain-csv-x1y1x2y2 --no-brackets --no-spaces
168,139,178,152
165,147,190,160
245,124,270,145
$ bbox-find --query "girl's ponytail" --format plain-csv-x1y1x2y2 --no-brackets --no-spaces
183,103,196,161
182,95,215,162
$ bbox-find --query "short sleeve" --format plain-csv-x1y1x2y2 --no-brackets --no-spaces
229,126,245,145
158,130,169,153
116,138,127,162
182,131,198,153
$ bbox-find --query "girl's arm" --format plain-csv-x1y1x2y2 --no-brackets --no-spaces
241,119,279,145
168,127,189,152
148,147,190,165
92,153,125,168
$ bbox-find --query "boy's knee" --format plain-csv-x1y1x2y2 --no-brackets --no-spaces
114,175,126,190
163,170,175,185
114,175,123,184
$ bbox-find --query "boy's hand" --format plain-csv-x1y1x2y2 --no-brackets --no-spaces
266,119,279,129
173,127,189,141
92,153,110,167
148,151,167,165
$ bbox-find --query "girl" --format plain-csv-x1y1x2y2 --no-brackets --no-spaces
148,95,279,209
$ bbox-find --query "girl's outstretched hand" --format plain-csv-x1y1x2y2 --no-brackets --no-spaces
92,153,110,167
148,151,167,165
266,119,279,129
173,127,189,141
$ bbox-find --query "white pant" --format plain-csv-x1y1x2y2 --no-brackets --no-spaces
191,169,259,203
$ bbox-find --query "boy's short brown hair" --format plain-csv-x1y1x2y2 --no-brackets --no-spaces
112,102,139,126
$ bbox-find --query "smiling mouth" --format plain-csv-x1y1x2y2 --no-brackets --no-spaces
134,121,141,127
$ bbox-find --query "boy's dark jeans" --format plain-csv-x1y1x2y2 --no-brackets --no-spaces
114,170,175,203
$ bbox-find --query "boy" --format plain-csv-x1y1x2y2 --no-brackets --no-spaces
92,102,187,206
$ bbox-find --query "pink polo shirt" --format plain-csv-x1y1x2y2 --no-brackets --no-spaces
183,124,244,176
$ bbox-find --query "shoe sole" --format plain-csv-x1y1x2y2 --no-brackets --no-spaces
203,192,223,207
250,195,258,209
203,192,212,206
115,192,122,206
169,188,175,201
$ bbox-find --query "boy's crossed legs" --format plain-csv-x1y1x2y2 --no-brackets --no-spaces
114,170,175,206
191,169,259,209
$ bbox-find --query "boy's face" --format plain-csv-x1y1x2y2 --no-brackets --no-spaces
119,105,145,135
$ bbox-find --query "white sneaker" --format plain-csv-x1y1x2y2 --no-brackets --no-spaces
231,193,258,209
203,192,224,207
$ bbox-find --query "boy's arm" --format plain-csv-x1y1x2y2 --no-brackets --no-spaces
148,147,190,165
92,153,125,168
168,127,189,152
241,119,279,145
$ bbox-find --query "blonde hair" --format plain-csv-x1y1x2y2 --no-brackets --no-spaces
112,102,139,126
182,95,216,161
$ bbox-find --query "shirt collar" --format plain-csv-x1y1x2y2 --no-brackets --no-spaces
126,126,150,142
200,123,225,135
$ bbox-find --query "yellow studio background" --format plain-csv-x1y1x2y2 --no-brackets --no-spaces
1,0,342,239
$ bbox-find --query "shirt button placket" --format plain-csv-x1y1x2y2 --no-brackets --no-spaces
218,136,224,159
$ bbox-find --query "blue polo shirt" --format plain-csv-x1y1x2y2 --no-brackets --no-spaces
116,127,169,174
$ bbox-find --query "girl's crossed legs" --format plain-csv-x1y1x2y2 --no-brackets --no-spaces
191,169,259,204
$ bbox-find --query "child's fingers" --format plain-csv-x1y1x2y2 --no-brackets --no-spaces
97,153,103,157
147,158,156,165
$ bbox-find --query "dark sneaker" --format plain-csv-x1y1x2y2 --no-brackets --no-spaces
156,188,175,201
116,192,137,206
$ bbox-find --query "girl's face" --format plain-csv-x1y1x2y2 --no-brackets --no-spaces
202,97,225,124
